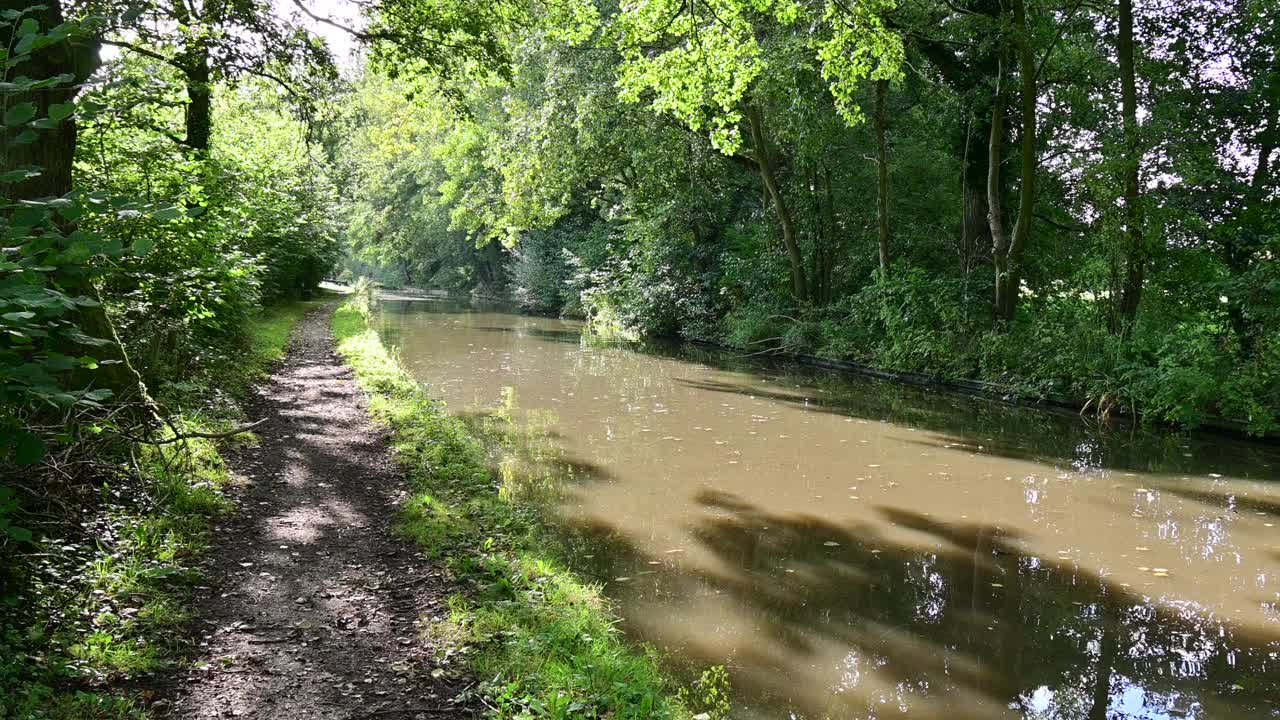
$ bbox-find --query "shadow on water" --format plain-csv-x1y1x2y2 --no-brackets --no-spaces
466,325,589,345
449,408,621,502
669,372,1280,482
1156,485,1280,519
556,492,1280,720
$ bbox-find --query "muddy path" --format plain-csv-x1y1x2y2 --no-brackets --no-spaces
161,305,477,719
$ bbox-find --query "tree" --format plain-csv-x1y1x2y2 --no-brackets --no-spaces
96,0,333,151
987,0,1037,325
874,78,891,281
1112,0,1144,331
1,0,133,394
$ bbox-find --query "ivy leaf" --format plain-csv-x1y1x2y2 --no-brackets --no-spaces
131,238,155,256
58,328,111,346
0,167,40,183
48,103,74,122
13,432,44,466
150,206,184,222
4,102,36,127
1,521,33,543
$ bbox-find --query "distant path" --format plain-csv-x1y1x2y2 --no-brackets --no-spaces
164,305,476,719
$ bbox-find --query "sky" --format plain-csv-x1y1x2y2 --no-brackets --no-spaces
98,0,368,70
276,0,366,69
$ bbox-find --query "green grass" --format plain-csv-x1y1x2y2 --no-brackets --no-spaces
0,300,318,720
332,300,719,720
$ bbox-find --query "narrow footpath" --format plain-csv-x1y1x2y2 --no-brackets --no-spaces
163,306,476,718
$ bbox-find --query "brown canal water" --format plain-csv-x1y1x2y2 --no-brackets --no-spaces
374,295,1280,720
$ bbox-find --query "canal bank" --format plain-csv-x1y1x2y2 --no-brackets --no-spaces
330,297,708,720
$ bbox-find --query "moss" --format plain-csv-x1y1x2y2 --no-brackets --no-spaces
331,300,701,720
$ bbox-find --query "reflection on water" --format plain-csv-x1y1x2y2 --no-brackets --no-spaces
375,295,1280,720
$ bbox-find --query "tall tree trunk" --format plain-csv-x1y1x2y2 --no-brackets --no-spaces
746,104,810,303
1113,0,1144,332
906,0,1000,273
184,49,213,151
1251,103,1276,191
1,1,97,200
821,164,839,303
988,58,1011,321
2,0,135,392
170,0,213,151
960,113,993,273
990,0,1038,327
874,79,892,282
1227,97,1277,355
808,168,827,304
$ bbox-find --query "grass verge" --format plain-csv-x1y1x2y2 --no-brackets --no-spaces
0,299,322,720
331,299,717,720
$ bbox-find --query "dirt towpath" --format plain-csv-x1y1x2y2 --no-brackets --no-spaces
163,305,476,719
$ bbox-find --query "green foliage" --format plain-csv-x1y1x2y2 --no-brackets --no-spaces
0,12,120,466
326,0,1280,433
675,665,732,720
332,301,700,719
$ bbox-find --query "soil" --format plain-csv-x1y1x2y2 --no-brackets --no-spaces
159,305,477,719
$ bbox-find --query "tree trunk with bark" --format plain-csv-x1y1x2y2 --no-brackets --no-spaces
1226,98,1277,355
961,120,993,273
1,1,97,200
746,104,809,303
990,0,1037,327
874,79,892,282
1113,0,1144,332
184,48,213,151
2,0,135,392
169,0,213,151
988,62,1011,320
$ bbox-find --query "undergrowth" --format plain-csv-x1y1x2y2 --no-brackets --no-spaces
331,299,717,720
0,300,321,720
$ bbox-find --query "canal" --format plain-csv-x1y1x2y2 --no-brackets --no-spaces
376,294,1280,719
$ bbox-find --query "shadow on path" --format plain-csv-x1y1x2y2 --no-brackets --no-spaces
160,306,478,719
